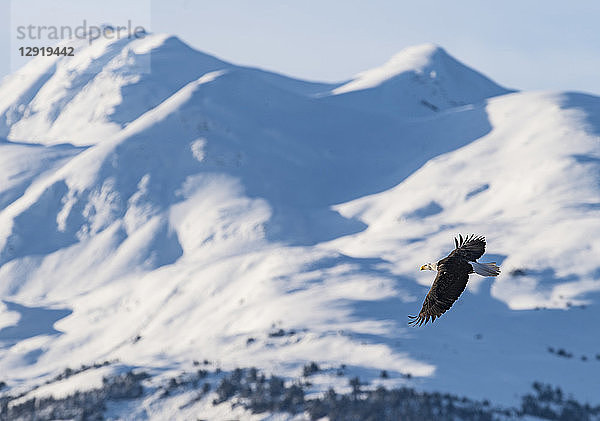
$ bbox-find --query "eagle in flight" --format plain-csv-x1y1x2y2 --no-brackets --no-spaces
408,234,500,327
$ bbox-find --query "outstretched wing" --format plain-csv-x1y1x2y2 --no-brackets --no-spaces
408,265,470,327
449,234,486,262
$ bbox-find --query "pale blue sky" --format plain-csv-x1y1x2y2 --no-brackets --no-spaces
1,0,599,95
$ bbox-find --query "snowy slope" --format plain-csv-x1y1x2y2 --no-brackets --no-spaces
330,90,600,403
0,138,84,210
0,33,599,418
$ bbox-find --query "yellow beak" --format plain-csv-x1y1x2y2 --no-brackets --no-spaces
420,265,427,271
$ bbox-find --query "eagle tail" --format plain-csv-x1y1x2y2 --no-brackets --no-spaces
471,261,500,277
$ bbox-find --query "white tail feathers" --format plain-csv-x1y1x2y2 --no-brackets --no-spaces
471,261,501,277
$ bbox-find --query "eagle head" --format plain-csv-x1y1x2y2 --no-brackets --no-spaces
420,263,437,271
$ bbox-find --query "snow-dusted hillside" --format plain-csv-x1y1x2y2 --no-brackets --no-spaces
0,33,599,419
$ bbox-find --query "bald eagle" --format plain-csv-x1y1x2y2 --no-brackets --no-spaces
408,234,500,327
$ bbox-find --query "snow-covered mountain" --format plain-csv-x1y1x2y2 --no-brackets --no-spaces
0,33,599,419
326,43,512,117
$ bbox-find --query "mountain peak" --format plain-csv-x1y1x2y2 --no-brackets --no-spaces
0,33,231,146
384,42,448,68
329,43,511,116
332,43,449,95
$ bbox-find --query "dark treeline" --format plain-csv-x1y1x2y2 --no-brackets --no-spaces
2,363,599,420
213,366,600,421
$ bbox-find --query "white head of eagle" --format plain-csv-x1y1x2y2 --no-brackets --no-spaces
420,262,437,271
